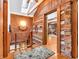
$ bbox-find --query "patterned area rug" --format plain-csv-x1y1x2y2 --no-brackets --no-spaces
14,46,55,59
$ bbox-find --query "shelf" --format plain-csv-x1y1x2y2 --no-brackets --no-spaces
60,2,72,57
32,19,43,45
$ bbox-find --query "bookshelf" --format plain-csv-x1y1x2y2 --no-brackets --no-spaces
32,20,43,45
60,2,72,57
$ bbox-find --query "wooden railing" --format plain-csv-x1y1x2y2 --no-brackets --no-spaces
9,29,32,51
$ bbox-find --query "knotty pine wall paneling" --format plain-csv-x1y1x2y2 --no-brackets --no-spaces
11,14,33,32
0,0,3,58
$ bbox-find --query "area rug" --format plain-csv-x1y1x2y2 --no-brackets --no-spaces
14,46,55,59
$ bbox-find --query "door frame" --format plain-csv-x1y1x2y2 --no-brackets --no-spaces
44,7,61,55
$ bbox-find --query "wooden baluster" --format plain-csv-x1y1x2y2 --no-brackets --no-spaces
14,33,17,51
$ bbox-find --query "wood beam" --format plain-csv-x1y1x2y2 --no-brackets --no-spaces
27,0,44,15
57,6,61,55
3,0,8,57
0,0,3,58
71,0,78,58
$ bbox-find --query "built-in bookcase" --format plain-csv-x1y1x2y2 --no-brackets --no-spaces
60,2,72,57
32,20,43,45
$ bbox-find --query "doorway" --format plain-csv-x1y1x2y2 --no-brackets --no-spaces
45,11,57,55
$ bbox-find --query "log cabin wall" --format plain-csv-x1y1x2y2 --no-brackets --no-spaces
11,14,33,44
0,0,3,58
33,0,78,58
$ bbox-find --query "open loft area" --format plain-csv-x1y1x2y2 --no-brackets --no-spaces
0,0,78,59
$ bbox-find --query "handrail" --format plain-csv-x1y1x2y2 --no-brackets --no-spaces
10,28,33,51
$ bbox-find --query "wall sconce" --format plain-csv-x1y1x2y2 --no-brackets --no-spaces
19,20,27,31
